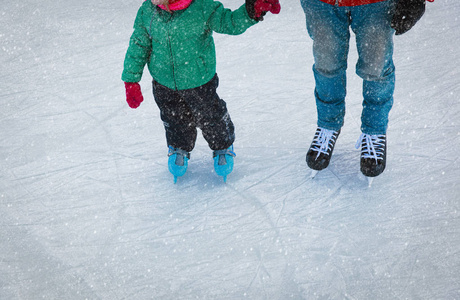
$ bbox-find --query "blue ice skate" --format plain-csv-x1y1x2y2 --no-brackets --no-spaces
168,146,190,183
213,145,236,183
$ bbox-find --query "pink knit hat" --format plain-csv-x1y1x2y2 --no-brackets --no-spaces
150,0,193,11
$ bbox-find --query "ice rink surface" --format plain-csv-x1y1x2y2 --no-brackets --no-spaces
1,0,459,299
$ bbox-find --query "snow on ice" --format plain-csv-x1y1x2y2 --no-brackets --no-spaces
0,0,459,299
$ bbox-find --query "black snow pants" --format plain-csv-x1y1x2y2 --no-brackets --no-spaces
152,74,235,153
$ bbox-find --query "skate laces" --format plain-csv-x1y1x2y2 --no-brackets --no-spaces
168,146,190,166
213,146,236,158
213,146,236,166
356,133,385,163
311,128,339,158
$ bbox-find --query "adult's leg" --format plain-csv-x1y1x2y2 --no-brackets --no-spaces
301,0,352,131
351,0,396,135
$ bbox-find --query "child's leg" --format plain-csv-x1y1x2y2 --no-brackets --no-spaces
301,0,351,131
152,81,197,152
180,75,235,151
351,1,396,135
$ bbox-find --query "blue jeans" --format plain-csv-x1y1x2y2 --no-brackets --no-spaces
301,0,396,135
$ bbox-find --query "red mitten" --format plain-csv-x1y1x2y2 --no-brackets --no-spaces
254,0,281,18
124,82,144,109
270,0,281,14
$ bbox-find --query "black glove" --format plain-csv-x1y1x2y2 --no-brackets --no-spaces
246,0,266,22
391,0,426,35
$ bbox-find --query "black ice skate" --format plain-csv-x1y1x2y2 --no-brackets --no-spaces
306,127,340,178
355,133,387,186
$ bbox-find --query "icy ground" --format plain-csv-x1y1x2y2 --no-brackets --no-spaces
1,0,459,299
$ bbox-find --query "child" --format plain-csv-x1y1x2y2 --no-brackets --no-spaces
122,0,280,183
300,0,431,183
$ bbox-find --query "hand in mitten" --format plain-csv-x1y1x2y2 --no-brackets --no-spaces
391,0,425,35
124,82,144,109
246,0,281,21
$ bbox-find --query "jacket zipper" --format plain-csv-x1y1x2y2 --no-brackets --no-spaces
167,32,178,90
165,15,178,90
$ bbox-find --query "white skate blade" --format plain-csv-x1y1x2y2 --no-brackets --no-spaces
310,170,319,179
367,177,374,187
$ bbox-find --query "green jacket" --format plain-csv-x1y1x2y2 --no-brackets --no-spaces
122,0,257,90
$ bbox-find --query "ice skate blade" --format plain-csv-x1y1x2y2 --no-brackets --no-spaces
367,177,374,187
310,170,319,179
